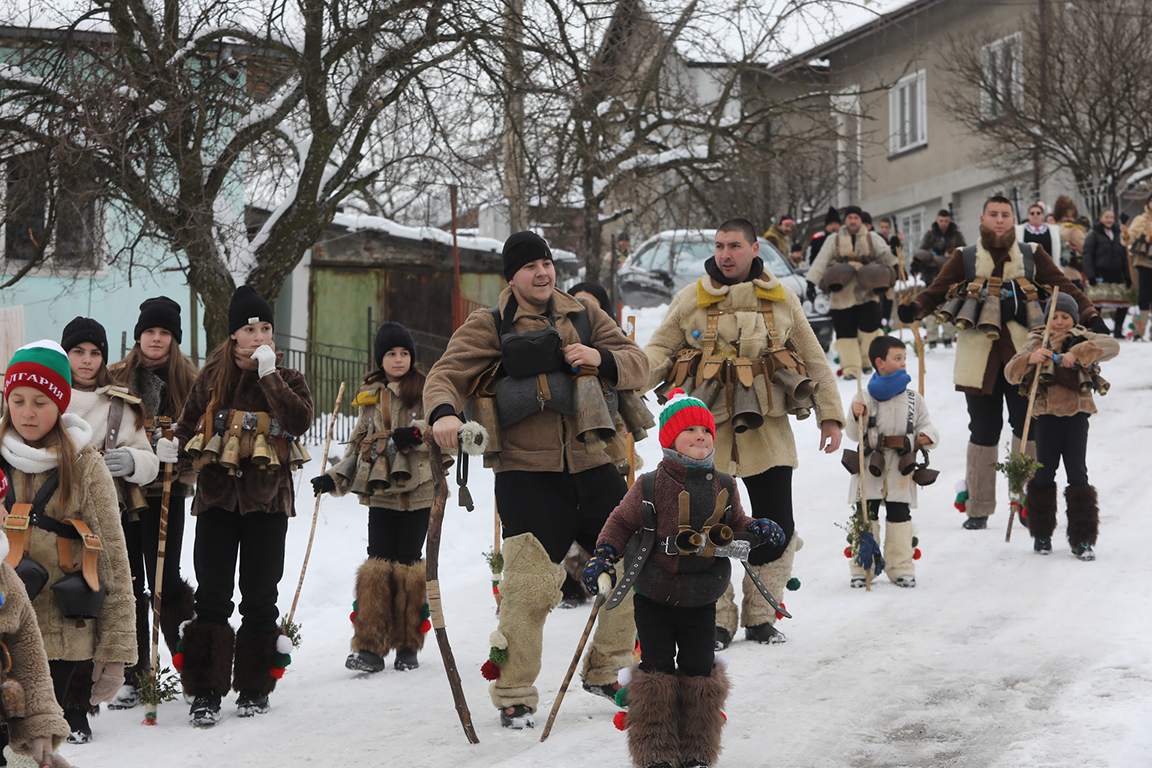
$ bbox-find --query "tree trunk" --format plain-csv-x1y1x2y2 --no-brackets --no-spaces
583,173,603,284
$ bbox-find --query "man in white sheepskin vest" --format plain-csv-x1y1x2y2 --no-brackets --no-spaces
644,218,846,649
898,195,1106,530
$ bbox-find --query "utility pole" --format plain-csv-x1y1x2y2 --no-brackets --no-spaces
501,0,526,233
1034,0,1049,198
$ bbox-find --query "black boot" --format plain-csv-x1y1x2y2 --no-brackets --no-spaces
190,692,222,728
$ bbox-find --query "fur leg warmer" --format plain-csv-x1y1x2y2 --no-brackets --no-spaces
858,329,883,371
232,625,286,697
1064,485,1099,547
835,338,862,380
391,560,428,653
63,660,98,717
677,665,730,767
127,591,153,687
581,559,635,687
351,558,395,657
487,533,563,712
741,534,802,627
965,443,999,518
883,521,915,582
625,667,681,768
179,620,235,698
715,582,738,637
1025,483,1058,540
159,578,196,658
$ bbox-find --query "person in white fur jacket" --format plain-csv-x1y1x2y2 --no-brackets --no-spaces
59,318,158,743
844,335,940,589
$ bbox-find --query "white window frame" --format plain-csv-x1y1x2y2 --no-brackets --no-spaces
832,90,863,206
899,208,926,256
889,69,927,155
980,32,1023,120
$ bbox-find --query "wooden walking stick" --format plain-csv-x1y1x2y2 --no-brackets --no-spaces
426,438,480,744
1006,289,1059,543
287,381,346,625
896,258,926,395
856,376,872,592
626,315,638,487
142,417,173,725
540,572,614,742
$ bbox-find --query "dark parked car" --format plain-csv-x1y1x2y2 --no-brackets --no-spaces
617,230,834,350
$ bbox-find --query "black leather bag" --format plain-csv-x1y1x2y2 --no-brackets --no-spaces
499,327,565,378
52,572,106,620
14,557,49,601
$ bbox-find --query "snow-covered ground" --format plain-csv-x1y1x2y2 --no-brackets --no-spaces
80,307,1151,767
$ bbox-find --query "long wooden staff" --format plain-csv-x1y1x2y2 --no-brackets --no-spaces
287,381,345,624
1006,288,1059,543
626,315,637,487
540,572,613,742
856,376,872,592
426,438,480,744
143,417,173,725
895,256,926,395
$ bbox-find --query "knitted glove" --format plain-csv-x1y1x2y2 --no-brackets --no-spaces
581,544,617,594
805,281,817,302
1088,315,1109,335
391,426,422,451
253,344,277,378
155,436,179,464
103,448,135,478
897,302,918,324
29,736,53,768
748,518,785,548
311,474,336,496
90,661,125,705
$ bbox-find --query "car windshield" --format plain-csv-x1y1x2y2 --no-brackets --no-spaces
627,240,672,272
671,235,793,277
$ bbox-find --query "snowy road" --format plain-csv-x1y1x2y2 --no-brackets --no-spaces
80,310,1151,767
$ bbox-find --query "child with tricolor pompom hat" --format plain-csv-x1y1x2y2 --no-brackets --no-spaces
583,389,784,768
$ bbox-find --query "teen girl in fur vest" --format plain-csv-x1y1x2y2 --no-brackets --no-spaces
173,286,314,728
57,317,159,743
312,322,432,674
107,297,199,711
1,342,137,756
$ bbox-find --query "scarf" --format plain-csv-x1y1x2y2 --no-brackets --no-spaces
1025,224,1048,236
140,353,170,371
867,369,911,402
234,341,278,372
661,446,716,469
704,256,764,286
1,413,94,474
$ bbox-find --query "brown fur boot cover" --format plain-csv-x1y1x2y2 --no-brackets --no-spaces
626,667,681,768
351,558,395,656
159,578,196,657
179,620,235,698
1064,484,1099,547
63,659,99,717
1025,483,1058,540
232,625,284,696
677,665,730,767
391,560,428,653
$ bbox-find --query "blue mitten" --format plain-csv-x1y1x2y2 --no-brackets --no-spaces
855,531,885,575
748,518,785,548
582,544,617,594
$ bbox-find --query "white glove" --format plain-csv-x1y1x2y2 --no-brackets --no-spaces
253,344,277,378
90,661,125,705
29,736,53,767
156,436,179,464
103,448,135,478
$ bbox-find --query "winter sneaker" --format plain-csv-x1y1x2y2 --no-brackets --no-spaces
393,648,419,671
745,622,786,645
850,576,865,589
962,516,988,530
1033,537,1052,555
842,373,856,381
107,682,141,710
943,339,953,349
64,708,91,745
190,693,222,728
581,681,622,702
644,763,675,768
682,761,711,768
1071,542,1096,561
499,704,535,729
895,576,916,588
927,341,938,350
236,692,270,717
345,650,387,673
714,626,732,651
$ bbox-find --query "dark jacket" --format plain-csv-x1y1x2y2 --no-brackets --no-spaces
918,221,966,256
1081,221,1131,283
175,362,314,516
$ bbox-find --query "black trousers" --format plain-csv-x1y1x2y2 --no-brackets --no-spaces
124,493,187,608
742,466,793,565
965,368,1031,445
367,506,430,565
830,301,883,339
865,498,911,523
634,594,715,677
1138,266,1152,311
192,507,288,633
495,463,627,563
1031,413,1090,488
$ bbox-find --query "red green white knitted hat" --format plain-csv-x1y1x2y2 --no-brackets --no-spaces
659,388,715,449
4,340,72,413
0,467,7,500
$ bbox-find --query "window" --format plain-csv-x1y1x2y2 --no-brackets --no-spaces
1,152,101,270
899,210,925,253
981,32,1023,120
889,70,927,155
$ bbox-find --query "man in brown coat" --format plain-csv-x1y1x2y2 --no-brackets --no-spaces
425,231,649,729
898,196,1106,529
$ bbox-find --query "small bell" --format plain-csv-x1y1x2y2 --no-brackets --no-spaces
218,434,241,475
458,484,475,512
251,433,272,469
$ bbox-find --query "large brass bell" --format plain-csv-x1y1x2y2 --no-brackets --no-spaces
0,676,26,721
857,263,896,295
218,434,241,475
200,433,224,462
976,295,1002,339
1038,360,1056,384
251,433,272,469
267,439,282,470
820,262,857,292
334,452,358,482
954,296,980,331
184,432,205,459
773,368,815,403
471,396,502,454
1026,300,1046,329
706,524,733,549
367,453,391,495
867,448,885,477
573,374,616,454
617,390,655,442
911,449,939,486
351,452,372,495
389,448,412,485
675,527,704,555
1091,371,1110,395
689,377,722,410
937,295,964,324
730,382,764,434
288,441,311,471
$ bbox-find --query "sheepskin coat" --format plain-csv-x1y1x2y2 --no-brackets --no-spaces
807,230,898,310
1125,204,1152,269
644,270,845,477
844,386,939,506
1005,327,1120,417
66,386,160,487
1,415,137,664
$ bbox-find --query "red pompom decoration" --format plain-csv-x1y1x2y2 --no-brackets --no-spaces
844,547,853,558
775,603,787,621
270,666,286,680
721,711,727,722
954,501,966,513
491,585,500,595
142,717,158,726
172,652,184,671
481,660,501,680
913,548,922,560
836,368,843,377
613,711,628,731
419,618,432,633
349,611,357,624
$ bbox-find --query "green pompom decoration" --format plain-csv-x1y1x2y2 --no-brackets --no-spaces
912,536,919,547
421,603,431,620
176,640,183,653
614,687,628,707
489,647,508,665
352,600,358,611
275,652,292,668
956,491,969,504
786,577,801,591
